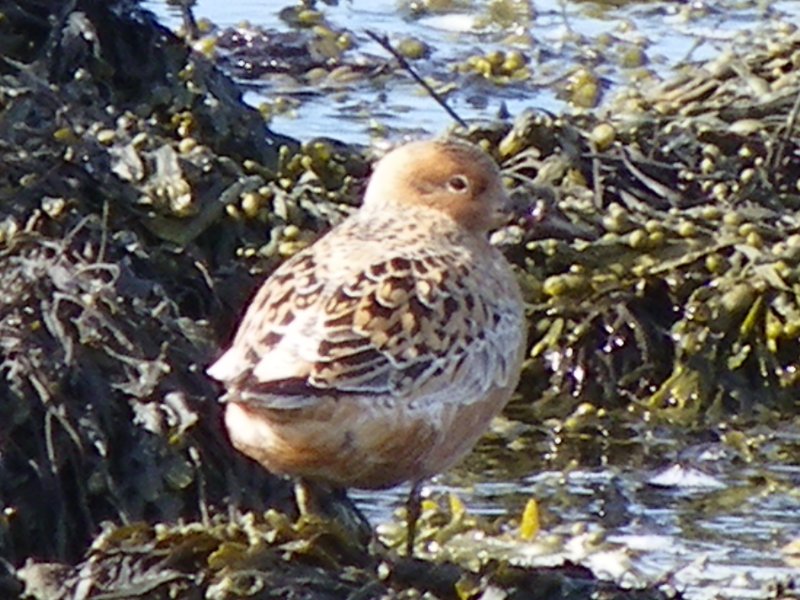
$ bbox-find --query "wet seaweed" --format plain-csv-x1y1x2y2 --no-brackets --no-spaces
1,0,798,597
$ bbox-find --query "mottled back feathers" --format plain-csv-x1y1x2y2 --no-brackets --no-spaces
207,139,526,415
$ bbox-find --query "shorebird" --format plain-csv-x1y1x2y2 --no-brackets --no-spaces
207,138,527,554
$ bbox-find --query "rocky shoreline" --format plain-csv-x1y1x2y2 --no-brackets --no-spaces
2,1,799,598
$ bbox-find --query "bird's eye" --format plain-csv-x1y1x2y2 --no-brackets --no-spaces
447,175,470,193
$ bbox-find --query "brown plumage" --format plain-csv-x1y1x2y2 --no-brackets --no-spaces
207,139,527,552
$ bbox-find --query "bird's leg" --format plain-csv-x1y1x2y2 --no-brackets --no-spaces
405,480,423,556
294,478,314,518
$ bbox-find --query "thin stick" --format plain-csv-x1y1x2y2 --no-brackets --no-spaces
770,87,800,176
365,30,467,129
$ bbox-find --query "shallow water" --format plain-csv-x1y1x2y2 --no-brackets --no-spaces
145,1,800,597
148,0,800,146
351,424,800,598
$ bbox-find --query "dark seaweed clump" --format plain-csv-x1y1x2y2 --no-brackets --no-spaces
0,0,307,571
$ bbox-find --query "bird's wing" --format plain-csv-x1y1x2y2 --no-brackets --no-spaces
208,244,524,410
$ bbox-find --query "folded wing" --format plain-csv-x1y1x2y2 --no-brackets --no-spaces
208,242,524,411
